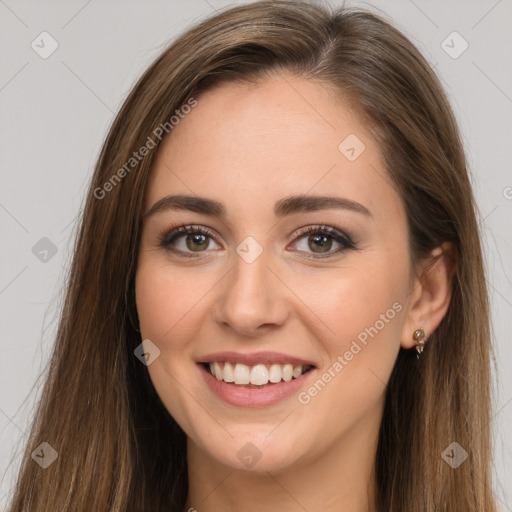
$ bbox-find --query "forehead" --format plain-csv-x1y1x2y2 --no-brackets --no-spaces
145,74,398,220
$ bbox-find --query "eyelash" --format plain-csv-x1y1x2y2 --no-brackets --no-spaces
158,224,356,259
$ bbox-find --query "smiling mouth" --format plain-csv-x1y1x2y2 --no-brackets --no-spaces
201,361,315,388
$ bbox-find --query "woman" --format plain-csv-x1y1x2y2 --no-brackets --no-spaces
7,1,497,510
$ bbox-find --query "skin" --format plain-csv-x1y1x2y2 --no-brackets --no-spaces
135,72,453,512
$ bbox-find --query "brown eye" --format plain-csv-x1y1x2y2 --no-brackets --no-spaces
307,233,333,253
290,225,356,259
160,225,221,257
184,233,210,251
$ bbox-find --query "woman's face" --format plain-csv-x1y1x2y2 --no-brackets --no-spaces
136,73,417,473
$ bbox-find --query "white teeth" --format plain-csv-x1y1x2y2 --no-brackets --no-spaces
269,364,282,383
212,362,223,380
250,364,269,385
207,361,310,385
292,365,303,379
233,363,250,384
282,364,293,382
223,362,235,382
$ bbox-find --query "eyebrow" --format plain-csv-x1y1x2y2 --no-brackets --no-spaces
143,193,372,219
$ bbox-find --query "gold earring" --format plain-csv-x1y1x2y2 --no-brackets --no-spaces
413,328,426,359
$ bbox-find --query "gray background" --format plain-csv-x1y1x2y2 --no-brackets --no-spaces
1,0,511,509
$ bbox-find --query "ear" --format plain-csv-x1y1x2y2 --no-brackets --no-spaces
400,242,457,349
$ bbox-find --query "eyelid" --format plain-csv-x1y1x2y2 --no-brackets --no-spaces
291,224,353,243
158,224,221,257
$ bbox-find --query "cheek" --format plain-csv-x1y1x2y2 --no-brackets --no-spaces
338,268,405,348
297,259,407,352
135,259,215,342
134,260,212,432
290,268,406,442
295,255,408,399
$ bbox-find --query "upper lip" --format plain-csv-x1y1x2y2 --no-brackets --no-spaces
197,351,317,368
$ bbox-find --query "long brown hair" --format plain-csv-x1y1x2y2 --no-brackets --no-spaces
7,1,497,510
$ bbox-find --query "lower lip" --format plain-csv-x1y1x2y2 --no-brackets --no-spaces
198,363,316,407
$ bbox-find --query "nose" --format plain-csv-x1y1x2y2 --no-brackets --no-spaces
212,245,289,337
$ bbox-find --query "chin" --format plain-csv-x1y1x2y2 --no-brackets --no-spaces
196,425,310,474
